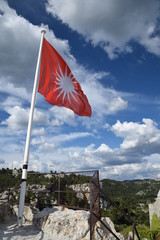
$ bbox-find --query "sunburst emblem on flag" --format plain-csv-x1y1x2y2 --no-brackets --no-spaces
55,65,79,103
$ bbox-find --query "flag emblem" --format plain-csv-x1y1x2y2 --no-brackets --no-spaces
55,65,79,104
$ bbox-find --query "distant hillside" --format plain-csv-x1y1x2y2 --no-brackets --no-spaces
1,168,160,206
101,178,160,230
1,168,160,234
101,178,160,204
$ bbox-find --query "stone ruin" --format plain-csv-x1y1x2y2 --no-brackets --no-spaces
149,190,160,226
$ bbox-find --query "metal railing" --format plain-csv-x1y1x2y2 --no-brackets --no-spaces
90,171,121,240
90,176,141,240
132,223,141,240
0,170,142,240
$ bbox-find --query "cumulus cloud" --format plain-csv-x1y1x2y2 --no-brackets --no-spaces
64,118,160,179
0,1,147,179
0,81,29,101
31,131,92,149
1,106,50,130
46,0,160,59
32,128,45,136
2,117,160,180
0,96,22,109
100,160,160,180
86,80,128,116
0,0,72,91
0,0,127,120
111,118,160,153
72,67,128,118
49,107,77,126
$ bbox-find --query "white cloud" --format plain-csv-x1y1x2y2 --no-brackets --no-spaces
112,118,160,151
72,67,128,118
46,0,160,59
0,0,72,91
32,128,45,136
39,143,57,151
1,96,22,109
1,117,160,180
97,143,113,153
0,0,127,120
1,1,155,180
1,106,50,130
49,107,77,126
54,132,92,143
108,97,127,113
31,131,92,148
0,81,29,101
62,118,160,179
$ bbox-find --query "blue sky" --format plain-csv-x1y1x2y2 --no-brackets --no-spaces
1,0,160,180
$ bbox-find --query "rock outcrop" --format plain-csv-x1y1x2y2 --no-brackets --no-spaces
13,204,39,223
69,184,90,203
33,206,124,240
149,190,160,226
33,207,90,240
95,217,124,240
0,203,15,222
0,204,125,239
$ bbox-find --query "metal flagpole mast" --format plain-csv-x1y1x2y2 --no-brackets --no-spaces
17,29,46,226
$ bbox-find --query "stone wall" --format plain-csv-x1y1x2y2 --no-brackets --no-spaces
149,190,160,226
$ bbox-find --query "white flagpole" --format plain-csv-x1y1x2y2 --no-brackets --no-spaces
17,29,46,226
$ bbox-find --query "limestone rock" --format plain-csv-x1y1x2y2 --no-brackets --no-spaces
0,190,9,203
33,207,59,229
69,184,90,203
0,203,15,222
13,204,39,223
94,217,124,240
34,207,90,240
33,207,124,240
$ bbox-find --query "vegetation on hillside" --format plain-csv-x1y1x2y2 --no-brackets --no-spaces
150,213,160,239
1,168,160,238
101,178,160,238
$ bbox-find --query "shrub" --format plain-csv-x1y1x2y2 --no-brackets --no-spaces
151,213,160,239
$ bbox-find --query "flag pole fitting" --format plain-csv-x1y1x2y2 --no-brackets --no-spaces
41,29,46,34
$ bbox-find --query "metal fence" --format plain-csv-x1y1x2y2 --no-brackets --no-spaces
90,171,100,239
0,170,101,239
0,170,141,239
26,170,120,240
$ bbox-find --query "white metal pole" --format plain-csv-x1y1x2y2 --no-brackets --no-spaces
17,29,46,226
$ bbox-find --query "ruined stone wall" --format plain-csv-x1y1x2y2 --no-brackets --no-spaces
149,190,160,227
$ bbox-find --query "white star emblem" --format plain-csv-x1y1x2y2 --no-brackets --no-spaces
55,65,79,103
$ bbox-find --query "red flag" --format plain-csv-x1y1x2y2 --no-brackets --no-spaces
38,37,92,116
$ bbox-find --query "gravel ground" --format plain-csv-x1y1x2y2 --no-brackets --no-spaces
0,220,48,240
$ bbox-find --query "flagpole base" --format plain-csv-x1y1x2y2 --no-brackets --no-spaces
17,181,26,226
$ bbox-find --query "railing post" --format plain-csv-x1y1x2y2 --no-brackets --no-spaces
58,175,61,205
132,223,135,240
96,170,100,218
90,179,93,240
134,224,141,240
8,173,12,203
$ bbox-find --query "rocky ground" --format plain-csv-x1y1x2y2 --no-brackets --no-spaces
0,203,125,240
0,220,46,240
